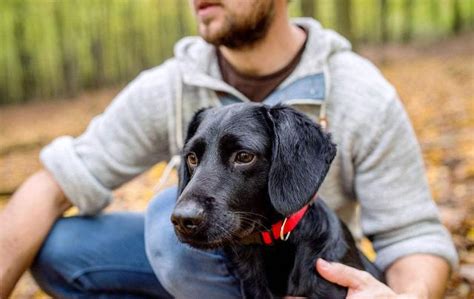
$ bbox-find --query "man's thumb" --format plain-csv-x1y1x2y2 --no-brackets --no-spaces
316,258,371,289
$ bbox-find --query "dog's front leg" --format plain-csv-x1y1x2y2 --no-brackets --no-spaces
226,246,275,298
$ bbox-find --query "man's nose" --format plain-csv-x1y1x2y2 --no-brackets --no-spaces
171,201,205,236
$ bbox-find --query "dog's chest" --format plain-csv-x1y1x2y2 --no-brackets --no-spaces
261,243,297,295
230,242,299,297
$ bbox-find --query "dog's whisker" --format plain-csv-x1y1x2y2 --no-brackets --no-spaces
233,211,266,216
233,211,268,220
212,223,242,258
232,212,271,231
237,219,268,232
233,214,265,222
214,222,239,240
234,216,271,232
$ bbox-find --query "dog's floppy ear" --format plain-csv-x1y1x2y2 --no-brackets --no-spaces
266,105,336,215
178,107,209,195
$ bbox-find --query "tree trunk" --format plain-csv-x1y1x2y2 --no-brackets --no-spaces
379,0,389,43
300,0,316,18
452,0,462,33
430,0,440,28
402,0,414,42
334,0,353,43
176,0,187,36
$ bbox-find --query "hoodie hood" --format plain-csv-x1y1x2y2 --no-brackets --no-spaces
173,18,351,98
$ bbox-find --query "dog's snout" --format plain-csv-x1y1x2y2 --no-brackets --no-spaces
171,201,205,235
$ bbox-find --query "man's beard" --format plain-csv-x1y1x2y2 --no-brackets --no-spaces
200,1,275,49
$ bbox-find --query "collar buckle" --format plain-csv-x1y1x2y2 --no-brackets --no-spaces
279,217,291,241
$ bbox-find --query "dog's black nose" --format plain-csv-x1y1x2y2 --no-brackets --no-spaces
171,202,205,235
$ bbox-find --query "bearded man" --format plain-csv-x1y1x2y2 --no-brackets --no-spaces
0,0,457,298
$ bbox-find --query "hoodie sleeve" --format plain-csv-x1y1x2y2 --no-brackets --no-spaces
40,62,177,215
327,51,458,272
352,91,458,271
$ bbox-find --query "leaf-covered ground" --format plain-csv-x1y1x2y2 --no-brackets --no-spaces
1,33,473,298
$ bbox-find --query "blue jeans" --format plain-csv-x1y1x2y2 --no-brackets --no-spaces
31,187,243,298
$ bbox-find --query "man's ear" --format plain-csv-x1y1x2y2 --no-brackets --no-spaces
178,107,209,195
266,105,336,215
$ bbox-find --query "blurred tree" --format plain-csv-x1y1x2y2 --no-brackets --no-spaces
0,1,24,104
300,0,316,18
1,0,474,105
402,0,414,42
55,1,78,96
430,0,440,29
452,0,463,33
176,0,188,37
379,0,389,42
335,0,353,43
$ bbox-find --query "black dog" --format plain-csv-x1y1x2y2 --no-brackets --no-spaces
171,103,383,298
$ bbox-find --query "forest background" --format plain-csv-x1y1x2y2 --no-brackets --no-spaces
0,0,473,298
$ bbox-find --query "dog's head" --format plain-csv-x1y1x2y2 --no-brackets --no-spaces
171,103,336,249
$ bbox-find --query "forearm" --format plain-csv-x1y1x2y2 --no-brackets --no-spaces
0,170,71,299
386,254,450,299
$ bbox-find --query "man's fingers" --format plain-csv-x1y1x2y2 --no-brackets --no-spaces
316,258,374,289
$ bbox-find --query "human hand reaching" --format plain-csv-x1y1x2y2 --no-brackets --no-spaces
284,258,420,299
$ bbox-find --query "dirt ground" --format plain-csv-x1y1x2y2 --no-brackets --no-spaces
1,33,473,298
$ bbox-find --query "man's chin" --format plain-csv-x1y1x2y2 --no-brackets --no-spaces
198,22,228,45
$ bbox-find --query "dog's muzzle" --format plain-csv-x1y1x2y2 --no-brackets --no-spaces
171,200,205,237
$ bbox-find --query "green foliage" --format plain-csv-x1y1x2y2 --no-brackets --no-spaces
0,0,196,105
0,1,24,104
292,0,474,41
0,0,472,105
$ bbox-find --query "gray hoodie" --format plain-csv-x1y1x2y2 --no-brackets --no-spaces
40,18,458,271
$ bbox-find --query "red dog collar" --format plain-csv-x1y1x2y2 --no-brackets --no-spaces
241,194,317,246
260,203,310,245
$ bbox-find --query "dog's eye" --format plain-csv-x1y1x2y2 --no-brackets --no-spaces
235,152,255,164
187,153,198,167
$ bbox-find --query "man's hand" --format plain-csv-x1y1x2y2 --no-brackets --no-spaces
316,258,420,299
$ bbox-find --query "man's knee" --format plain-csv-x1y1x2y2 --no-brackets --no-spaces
31,217,86,295
145,187,182,293
32,212,170,298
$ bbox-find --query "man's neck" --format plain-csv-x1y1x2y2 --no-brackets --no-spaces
219,13,306,77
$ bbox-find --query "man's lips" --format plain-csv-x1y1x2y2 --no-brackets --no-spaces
198,2,218,9
195,1,222,17
195,0,220,9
